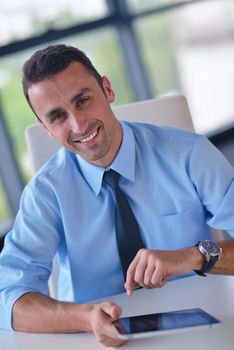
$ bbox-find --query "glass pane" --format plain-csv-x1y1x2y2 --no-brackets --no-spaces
0,27,133,183
0,51,36,181
134,14,181,96
0,178,11,236
0,179,10,221
127,0,193,13
135,0,234,133
0,0,108,46
171,0,234,132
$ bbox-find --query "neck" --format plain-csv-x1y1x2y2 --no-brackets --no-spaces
93,120,123,168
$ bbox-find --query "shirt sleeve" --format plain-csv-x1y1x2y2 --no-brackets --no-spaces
188,135,234,236
0,181,62,331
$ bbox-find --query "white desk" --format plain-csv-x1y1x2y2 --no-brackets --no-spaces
1,275,234,350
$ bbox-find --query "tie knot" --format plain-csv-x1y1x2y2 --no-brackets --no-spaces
103,169,120,190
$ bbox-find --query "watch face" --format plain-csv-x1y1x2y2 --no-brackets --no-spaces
200,240,220,256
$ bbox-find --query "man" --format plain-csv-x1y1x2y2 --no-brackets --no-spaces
0,44,233,348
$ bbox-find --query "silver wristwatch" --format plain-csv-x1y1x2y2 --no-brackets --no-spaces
194,240,222,277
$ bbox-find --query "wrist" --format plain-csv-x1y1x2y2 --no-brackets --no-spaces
68,303,95,333
193,240,222,276
191,246,206,271
78,304,96,332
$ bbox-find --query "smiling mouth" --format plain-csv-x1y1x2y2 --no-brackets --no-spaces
79,129,98,143
75,126,100,144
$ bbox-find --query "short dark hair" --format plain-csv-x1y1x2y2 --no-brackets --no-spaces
22,44,103,108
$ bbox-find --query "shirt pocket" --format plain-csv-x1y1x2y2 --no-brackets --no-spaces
146,199,212,250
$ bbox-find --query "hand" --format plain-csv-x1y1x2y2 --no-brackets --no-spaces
88,301,127,348
124,247,199,296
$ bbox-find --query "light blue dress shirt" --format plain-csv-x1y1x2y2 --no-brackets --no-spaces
0,121,234,331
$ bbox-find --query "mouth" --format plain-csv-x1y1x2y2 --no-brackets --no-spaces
74,126,100,145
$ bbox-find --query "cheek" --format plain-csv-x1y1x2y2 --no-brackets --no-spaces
50,126,68,143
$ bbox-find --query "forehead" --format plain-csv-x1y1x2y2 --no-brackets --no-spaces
30,61,97,94
28,62,100,111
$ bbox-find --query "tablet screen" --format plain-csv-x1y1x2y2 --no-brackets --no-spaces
114,308,220,338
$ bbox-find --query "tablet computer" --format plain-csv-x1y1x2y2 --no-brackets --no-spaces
113,308,220,339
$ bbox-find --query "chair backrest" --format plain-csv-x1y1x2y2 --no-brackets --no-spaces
25,94,194,172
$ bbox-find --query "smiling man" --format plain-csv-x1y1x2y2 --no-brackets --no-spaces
0,44,234,348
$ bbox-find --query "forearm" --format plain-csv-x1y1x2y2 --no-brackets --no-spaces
13,292,93,333
176,239,234,276
187,239,234,275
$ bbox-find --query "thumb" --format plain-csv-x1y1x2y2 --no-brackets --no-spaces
110,304,122,321
101,302,122,321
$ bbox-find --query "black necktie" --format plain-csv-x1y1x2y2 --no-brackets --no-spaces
104,169,144,279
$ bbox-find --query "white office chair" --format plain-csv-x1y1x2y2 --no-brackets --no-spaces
25,94,194,173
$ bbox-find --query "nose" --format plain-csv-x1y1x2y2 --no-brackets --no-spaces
68,112,87,134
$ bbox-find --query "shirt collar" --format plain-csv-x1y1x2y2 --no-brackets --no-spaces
109,121,135,183
76,121,136,195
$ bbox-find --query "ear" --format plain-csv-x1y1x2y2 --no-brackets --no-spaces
102,76,115,103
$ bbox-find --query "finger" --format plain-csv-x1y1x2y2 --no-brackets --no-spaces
158,279,167,288
91,303,127,348
110,305,122,321
101,302,122,320
94,304,123,340
95,327,127,348
133,258,149,288
151,270,166,288
143,262,155,287
104,338,127,348
96,332,127,348
125,254,141,294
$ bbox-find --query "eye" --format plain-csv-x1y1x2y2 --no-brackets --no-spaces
50,111,67,123
76,97,91,108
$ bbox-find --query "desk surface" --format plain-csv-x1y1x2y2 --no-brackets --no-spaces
1,275,234,350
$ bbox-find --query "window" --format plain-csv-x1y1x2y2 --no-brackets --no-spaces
134,0,234,132
127,0,185,13
0,0,107,46
1,51,36,181
0,179,11,238
135,13,180,96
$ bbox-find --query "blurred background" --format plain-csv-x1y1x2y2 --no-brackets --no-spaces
0,0,234,248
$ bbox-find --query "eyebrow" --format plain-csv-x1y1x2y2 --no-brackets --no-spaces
44,88,92,121
44,107,64,122
70,88,91,104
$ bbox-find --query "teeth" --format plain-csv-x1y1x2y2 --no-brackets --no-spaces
79,129,98,143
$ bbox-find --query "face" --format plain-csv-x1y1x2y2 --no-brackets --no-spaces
28,62,122,167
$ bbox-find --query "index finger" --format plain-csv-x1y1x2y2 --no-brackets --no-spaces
124,254,140,295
